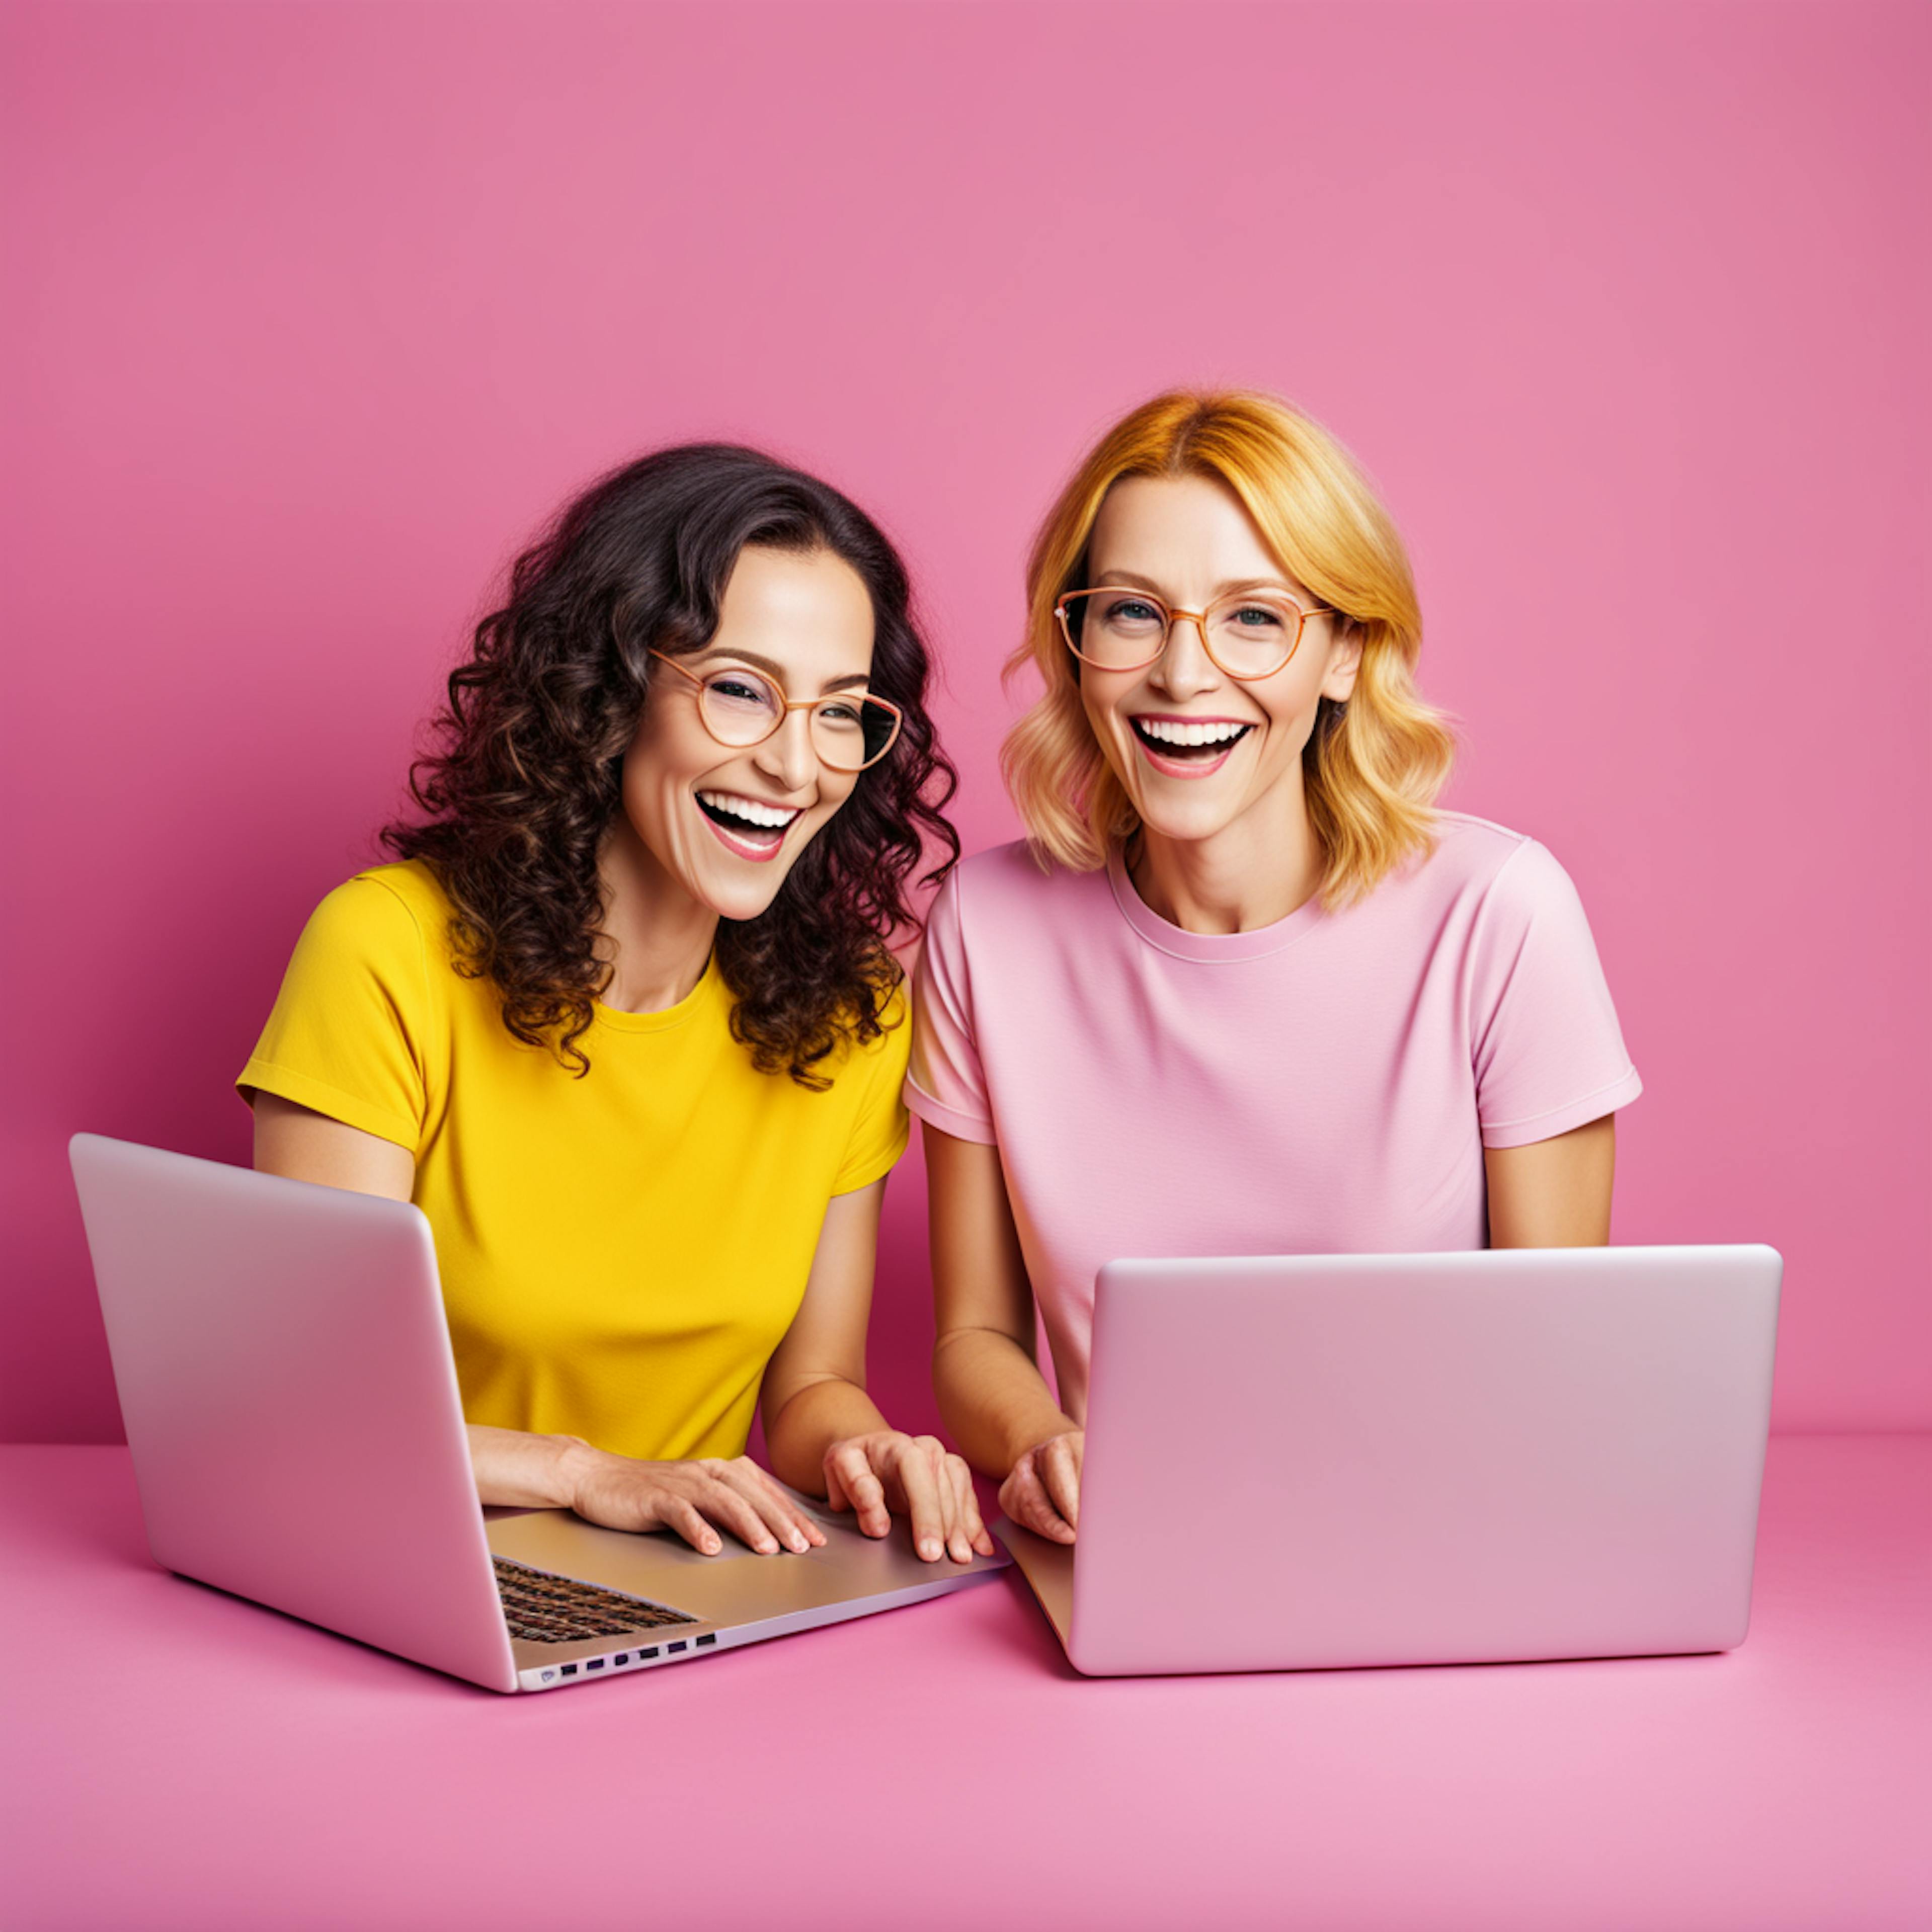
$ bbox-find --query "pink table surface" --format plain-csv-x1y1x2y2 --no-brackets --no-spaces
3,1438,1928,1932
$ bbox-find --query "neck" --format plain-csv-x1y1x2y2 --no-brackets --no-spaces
595,819,718,1013
1128,771,1323,935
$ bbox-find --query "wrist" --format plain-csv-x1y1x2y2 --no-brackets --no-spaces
770,1382,886,1487
1005,1415,1078,1474
549,1433,603,1511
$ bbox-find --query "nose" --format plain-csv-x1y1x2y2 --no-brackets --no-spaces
753,706,818,794
1148,609,1219,700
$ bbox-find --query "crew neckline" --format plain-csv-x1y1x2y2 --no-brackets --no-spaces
1104,844,1327,962
592,948,725,1033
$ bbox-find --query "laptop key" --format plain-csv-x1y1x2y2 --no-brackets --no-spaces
493,1557,697,1645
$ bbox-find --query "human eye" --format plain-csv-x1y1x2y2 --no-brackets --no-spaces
1100,595,1164,629
706,672,777,710
1226,602,1285,629
816,699,864,729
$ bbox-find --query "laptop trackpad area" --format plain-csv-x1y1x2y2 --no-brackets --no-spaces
485,1503,996,1627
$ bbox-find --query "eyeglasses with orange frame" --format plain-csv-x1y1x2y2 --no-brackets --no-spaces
648,650,903,772
1054,585,1335,681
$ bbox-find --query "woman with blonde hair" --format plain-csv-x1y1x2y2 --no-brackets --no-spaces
910,391,1641,1543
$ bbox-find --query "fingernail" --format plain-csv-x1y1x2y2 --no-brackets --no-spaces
704,1537,720,1554
920,1538,941,1560
758,1539,778,1554
788,1534,809,1552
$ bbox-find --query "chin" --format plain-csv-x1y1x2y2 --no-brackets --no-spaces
1130,795,1243,847
692,868,791,923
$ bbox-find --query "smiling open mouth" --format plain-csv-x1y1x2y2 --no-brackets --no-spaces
696,790,801,853
1131,718,1254,762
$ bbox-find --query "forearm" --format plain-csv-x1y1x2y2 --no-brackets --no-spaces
466,1422,594,1509
761,1376,890,1495
934,1325,1075,1480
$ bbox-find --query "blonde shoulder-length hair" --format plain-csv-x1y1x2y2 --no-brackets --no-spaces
1002,389,1455,906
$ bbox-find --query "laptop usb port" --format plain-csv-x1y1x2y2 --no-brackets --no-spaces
639,1647,658,1660
586,1658,604,1670
696,1634,717,1647
667,1640,687,1654
614,1653,630,1666
560,1663,578,1676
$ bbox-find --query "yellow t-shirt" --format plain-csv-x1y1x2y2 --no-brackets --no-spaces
238,861,910,1461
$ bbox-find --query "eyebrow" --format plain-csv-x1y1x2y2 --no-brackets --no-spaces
1086,570,1307,602
689,646,872,693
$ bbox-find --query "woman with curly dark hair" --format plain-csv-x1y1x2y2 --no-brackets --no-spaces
240,444,993,1565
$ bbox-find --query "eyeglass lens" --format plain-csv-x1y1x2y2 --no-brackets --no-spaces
698,670,898,770
1062,589,1303,677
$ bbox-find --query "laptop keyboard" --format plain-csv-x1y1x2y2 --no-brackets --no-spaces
493,1557,698,1644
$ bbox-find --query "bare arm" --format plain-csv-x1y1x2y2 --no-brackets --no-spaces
927,1122,1083,1542
253,1089,415,1200
758,1178,894,1485
1484,1113,1617,1247
758,1176,990,1563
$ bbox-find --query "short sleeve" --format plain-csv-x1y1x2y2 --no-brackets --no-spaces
236,874,434,1152
903,868,998,1145
830,988,914,1194
1467,840,1642,1149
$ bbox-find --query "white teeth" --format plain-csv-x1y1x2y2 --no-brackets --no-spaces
1136,718,1251,748
698,791,800,831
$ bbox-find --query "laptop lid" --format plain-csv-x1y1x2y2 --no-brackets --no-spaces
70,1134,519,1692
1068,1245,1781,1677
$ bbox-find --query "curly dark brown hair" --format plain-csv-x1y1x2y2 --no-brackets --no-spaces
383,444,958,1087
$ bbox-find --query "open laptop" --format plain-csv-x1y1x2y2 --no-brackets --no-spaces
1002,1246,1781,1676
69,1134,1006,1693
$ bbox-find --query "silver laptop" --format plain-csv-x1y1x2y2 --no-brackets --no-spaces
1002,1246,1781,1676
69,1134,1006,1693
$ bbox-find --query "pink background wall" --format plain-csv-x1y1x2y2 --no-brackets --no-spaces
5,1,1926,1442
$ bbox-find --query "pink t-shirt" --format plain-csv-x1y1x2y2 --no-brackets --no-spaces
905,813,1642,1423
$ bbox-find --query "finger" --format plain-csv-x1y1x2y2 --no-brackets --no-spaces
918,1442,965,1563
726,1463,819,1554
955,1458,997,1555
1039,1435,1081,1533
753,1476,823,1553
995,1457,1032,1528
913,1437,964,1562
764,1464,828,1547
823,1452,853,1515
698,1477,781,1555
943,1450,972,1562
829,1440,892,1539
1003,1457,1074,1546
895,1441,948,1562
664,1496,723,1557
919,1439,965,1564
944,1455,979,1563
950,1457,993,1560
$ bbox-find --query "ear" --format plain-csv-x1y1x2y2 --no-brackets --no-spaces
1319,617,1364,704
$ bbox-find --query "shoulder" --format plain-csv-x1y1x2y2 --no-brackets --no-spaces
948,838,1100,894
1393,812,1580,918
291,861,450,983
340,859,452,929
1389,815,1608,996
306,859,445,932
932,839,1110,935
